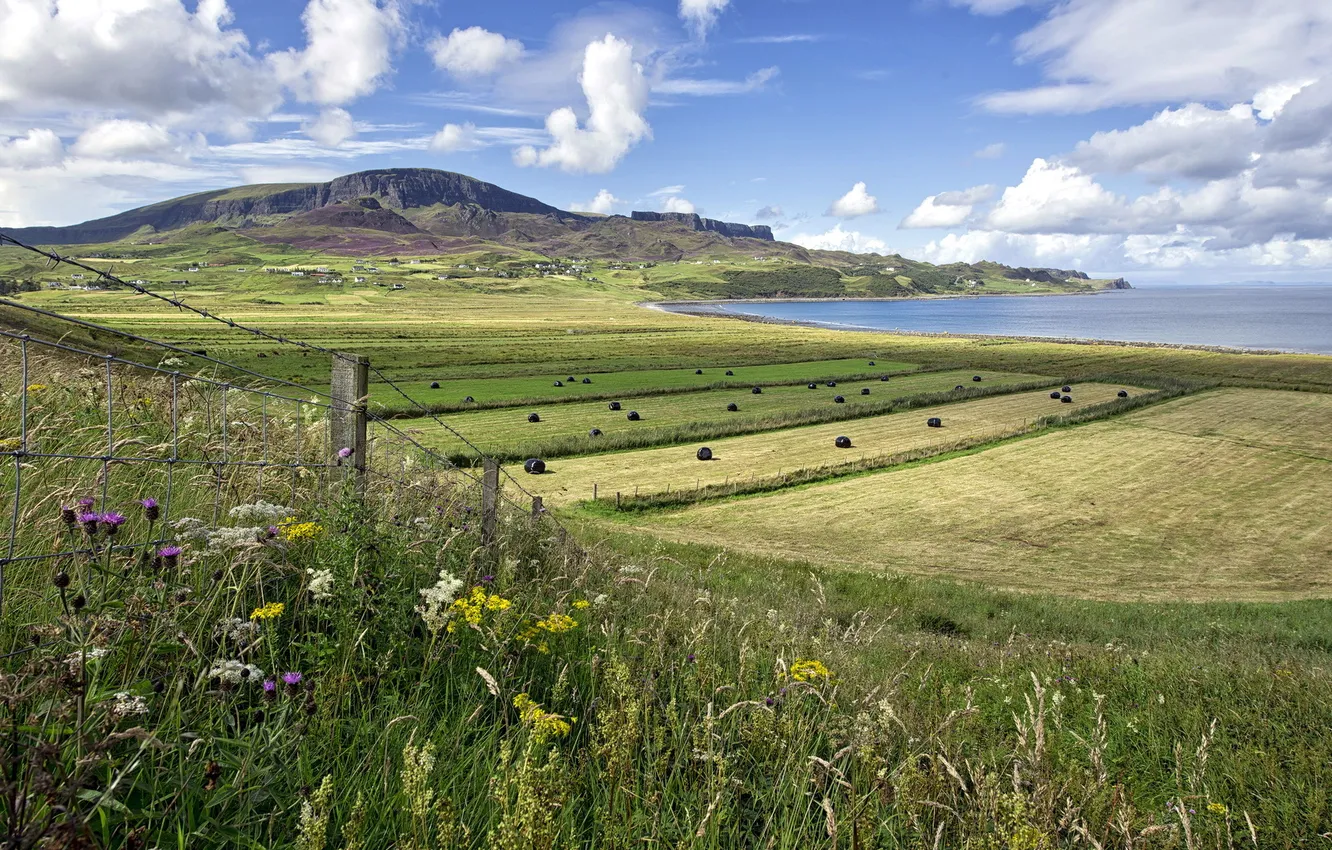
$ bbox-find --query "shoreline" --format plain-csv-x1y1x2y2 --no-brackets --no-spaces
644,297,1326,358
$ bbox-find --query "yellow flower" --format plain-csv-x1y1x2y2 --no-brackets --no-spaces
1207,802,1228,817
25,383,47,393
572,600,591,610
536,613,577,634
280,520,323,542
790,658,834,684
513,693,573,742
445,586,512,634
250,602,285,621
0,437,19,452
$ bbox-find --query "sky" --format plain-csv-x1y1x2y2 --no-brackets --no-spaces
2,0,1332,282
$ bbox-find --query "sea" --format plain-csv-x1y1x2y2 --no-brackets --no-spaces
660,284,1332,355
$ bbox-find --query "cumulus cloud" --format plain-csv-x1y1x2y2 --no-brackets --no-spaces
679,0,730,40
272,0,403,106
660,196,696,214
428,122,481,153
303,108,357,147
827,182,879,218
0,129,65,169
430,27,525,77
789,224,887,254
978,0,1332,114
900,187,994,229
1069,103,1259,181
575,189,621,214
756,205,784,220
514,34,651,174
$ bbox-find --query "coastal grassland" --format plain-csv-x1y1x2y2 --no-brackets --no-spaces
617,389,1332,602
396,368,1049,461
507,383,1136,501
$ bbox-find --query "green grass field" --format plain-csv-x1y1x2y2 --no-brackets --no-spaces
398,368,1048,459
509,382,1136,501
622,389,1332,602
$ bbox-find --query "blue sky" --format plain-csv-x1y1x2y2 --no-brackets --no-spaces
2,0,1332,281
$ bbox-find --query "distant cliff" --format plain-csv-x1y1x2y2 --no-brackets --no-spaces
630,211,774,241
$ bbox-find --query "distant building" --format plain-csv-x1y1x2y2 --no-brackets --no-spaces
391,283,405,290
354,276,367,283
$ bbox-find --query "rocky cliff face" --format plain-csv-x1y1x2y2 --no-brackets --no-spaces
629,211,774,241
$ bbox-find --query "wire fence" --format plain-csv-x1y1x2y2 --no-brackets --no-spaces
0,232,589,624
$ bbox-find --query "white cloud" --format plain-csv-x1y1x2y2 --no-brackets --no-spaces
429,27,525,78
827,181,879,218
900,186,996,229
655,67,779,96
649,185,687,197
756,205,783,220
680,0,730,40
514,34,651,174
1069,103,1259,181
660,196,696,214
303,108,357,147
1253,79,1316,120
0,129,64,169
789,224,887,254
984,159,1125,233
575,189,621,214
736,34,821,44
974,142,1006,159
428,122,481,153
272,0,403,106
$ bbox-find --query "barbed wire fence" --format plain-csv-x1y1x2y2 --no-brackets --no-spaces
0,232,589,628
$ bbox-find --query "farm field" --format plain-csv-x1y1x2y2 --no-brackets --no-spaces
506,382,1134,500
381,356,917,409
623,389,1332,602
399,368,1048,459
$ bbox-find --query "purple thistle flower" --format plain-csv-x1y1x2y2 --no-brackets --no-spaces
282,671,303,686
480,574,495,584
140,498,160,521
262,679,277,701
78,512,99,535
337,447,353,458
687,653,696,663
266,525,279,539
77,497,95,509
100,511,127,536
60,505,77,526
158,545,182,568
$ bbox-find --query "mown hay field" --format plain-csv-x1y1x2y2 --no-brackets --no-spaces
627,389,1332,602
401,368,1047,457
509,383,1133,500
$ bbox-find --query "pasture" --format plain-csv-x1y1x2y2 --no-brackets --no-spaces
399,368,1049,459
625,389,1332,602
508,383,1135,500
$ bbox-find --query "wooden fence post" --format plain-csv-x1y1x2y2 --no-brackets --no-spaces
330,353,369,495
481,458,499,550
531,495,543,520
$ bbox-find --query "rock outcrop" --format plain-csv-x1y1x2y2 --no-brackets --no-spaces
629,212,774,241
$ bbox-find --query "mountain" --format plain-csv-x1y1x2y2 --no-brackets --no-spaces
0,167,1123,289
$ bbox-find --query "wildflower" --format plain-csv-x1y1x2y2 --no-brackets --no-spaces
262,679,277,701
280,521,323,543
417,568,464,635
790,658,834,684
337,446,353,459
282,671,303,694
110,692,149,718
216,617,260,645
513,693,574,742
78,512,99,535
53,571,70,589
573,599,591,610
100,512,127,536
25,383,47,392
0,437,20,452
446,586,512,634
592,593,608,607
60,505,77,526
159,545,183,568
228,501,291,524
307,567,334,601
140,498,160,521
480,574,495,584
161,356,186,368
71,594,87,610
687,653,696,663
63,646,108,675
1208,802,1228,817
536,613,577,634
250,602,285,621
208,659,264,685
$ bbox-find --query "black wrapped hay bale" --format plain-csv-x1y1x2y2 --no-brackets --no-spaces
808,383,818,389
523,458,546,475
1050,391,1062,399
568,377,576,382
726,402,738,411
1062,385,1072,393
725,370,734,376
430,381,440,389
553,380,564,387
972,375,982,382
834,395,845,403
835,435,852,448
1118,390,1129,398
582,377,592,384
1061,395,1073,403
695,369,703,375
696,446,713,461
752,386,762,394
609,401,622,411
869,360,876,366
589,428,602,437
955,385,965,391
880,375,890,381
827,381,837,387
861,388,870,395
927,417,942,428
527,413,540,423
627,411,640,421
464,395,475,403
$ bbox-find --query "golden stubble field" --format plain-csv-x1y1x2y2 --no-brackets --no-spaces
508,383,1134,501
625,389,1332,602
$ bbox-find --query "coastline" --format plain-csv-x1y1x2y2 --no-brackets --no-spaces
644,296,1324,358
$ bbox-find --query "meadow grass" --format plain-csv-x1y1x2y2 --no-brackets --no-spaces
507,383,1138,502
619,389,1332,602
